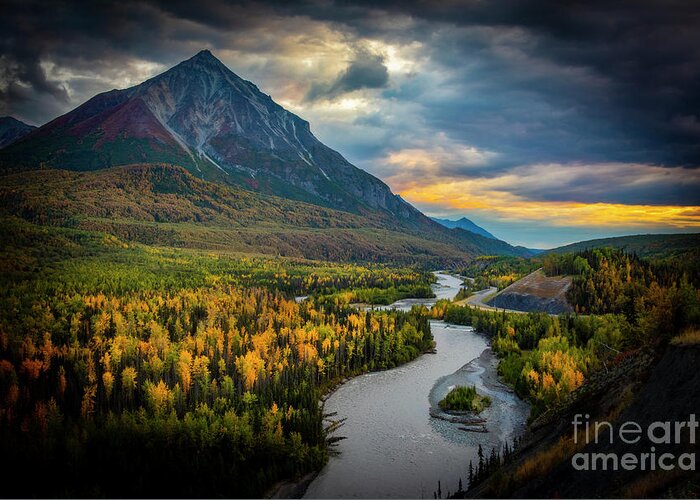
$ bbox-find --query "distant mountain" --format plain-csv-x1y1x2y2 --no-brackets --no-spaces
550,233,700,260
0,50,533,263
0,117,35,149
431,216,496,239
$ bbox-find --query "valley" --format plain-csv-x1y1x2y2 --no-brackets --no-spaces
0,46,698,500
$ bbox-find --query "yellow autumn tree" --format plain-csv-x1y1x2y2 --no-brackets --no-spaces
102,371,114,399
121,366,137,401
145,380,173,414
179,350,193,394
235,350,265,390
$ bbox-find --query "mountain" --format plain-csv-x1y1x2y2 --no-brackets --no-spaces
0,50,532,263
0,50,419,221
432,216,542,256
431,216,496,239
550,233,700,261
0,117,35,149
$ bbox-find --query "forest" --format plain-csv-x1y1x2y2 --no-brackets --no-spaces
435,248,700,417
0,218,435,497
3,213,699,497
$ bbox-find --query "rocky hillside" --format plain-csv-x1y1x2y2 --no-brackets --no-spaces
468,344,700,498
488,269,573,314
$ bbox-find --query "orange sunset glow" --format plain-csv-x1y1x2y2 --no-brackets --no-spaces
398,182,700,228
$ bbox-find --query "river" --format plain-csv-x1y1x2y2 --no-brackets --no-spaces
303,273,529,499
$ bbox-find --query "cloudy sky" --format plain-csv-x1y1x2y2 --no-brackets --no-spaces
2,0,699,248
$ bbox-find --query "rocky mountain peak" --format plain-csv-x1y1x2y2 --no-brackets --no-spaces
0,51,428,222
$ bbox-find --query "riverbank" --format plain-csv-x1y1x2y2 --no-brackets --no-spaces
266,472,320,499
467,345,699,498
265,339,439,499
265,302,440,499
429,345,528,441
274,273,529,499
302,319,528,499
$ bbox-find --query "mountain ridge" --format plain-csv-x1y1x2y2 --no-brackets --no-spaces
0,50,532,262
431,216,497,239
549,232,700,260
0,163,531,265
0,117,36,149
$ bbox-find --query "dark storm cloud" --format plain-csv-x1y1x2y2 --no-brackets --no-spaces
0,0,165,122
333,54,388,91
285,0,700,167
306,51,389,100
1,0,699,210
490,163,700,207
0,0,276,121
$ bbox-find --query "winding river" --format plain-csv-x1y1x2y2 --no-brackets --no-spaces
303,273,529,499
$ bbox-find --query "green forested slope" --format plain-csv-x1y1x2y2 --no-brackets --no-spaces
0,164,528,266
